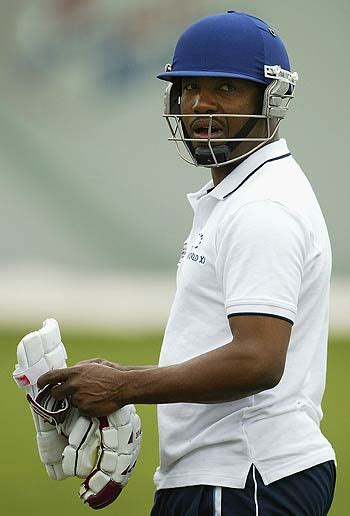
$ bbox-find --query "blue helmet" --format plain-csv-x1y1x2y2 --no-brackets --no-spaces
158,11,298,168
158,11,291,85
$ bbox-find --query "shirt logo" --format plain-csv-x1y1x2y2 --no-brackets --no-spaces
192,233,204,250
188,233,206,265
187,252,206,265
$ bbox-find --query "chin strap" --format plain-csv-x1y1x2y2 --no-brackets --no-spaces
195,145,230,165
192,115,260,166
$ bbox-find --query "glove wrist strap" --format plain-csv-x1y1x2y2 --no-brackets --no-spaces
27,384,70,426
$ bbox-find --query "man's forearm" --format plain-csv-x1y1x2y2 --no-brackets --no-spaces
119,340,280,405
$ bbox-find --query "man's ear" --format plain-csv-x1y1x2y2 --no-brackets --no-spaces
255,83,266,114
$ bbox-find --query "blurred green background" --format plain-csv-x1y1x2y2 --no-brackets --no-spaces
3,328,348,515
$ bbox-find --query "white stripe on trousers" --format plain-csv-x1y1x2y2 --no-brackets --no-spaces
214,466,259,515
213,486,222,516
252,465,259,515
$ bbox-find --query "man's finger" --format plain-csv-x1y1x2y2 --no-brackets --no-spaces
51,382,75,400
76,358,104,366
38,367,76,389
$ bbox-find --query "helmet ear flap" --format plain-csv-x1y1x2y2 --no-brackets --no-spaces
262,78,293,119
164,81,181,115
270,78,290,97
262,66,298,119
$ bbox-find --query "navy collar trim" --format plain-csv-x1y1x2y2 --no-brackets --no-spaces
223,152,291,199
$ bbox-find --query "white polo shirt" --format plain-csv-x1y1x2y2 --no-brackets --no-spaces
154,138,335,490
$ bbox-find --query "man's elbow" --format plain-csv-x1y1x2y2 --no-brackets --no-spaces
256,362,285,391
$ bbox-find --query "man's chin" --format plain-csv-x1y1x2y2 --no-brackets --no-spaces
194,144,232,165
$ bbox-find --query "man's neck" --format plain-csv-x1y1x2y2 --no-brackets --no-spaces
211,134,280,187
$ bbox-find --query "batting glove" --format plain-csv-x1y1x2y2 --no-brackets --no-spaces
13,319,142,510
13,318,73,480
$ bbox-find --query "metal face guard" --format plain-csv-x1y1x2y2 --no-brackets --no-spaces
162,66,298,168
165,113,279,168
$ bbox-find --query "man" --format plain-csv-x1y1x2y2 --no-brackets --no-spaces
39,12,336,515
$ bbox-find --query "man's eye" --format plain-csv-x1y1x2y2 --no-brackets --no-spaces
220,83,236,92
183,83,197,91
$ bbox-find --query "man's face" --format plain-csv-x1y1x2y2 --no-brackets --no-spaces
180,76,265,149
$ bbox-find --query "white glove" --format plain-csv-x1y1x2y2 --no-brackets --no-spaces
13,319,98,479
13,319,142,509
13,318,74,480
27,383,100,478
77,406,142,509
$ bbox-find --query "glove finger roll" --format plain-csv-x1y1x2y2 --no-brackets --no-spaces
13,319,71,481
80,471,123,510
62,416,100,478
80,409,142,509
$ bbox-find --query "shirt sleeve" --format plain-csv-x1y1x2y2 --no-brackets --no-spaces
215,200,311,325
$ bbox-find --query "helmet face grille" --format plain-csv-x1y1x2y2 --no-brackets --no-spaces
165,112,278,168
162,71,297,168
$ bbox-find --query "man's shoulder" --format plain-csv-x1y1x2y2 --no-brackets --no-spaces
220,155,323,233
218,199,311,245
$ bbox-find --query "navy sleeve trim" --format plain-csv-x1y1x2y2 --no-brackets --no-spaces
227,312,294,326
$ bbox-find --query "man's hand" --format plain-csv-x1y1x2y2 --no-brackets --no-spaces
38,363,126,417
77,358,158,372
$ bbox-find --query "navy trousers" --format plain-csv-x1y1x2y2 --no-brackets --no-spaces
150,461,336,515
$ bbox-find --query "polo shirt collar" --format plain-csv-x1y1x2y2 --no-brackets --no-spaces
187,139,290,209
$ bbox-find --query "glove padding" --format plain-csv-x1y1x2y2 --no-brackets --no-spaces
29,396,142,509
78,406,142,509
25,381,101,478
13,318,75,480
13,319,142,509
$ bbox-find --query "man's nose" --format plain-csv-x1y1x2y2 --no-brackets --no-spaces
192,90,218,113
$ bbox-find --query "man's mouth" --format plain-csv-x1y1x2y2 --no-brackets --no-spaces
190,118,225,140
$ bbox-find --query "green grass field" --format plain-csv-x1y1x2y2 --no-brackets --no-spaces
2,328,348,515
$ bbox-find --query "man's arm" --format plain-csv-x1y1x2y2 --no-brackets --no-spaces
38,314,291,416
123,314,291,405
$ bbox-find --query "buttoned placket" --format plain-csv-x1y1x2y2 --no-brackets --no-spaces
188,195,219,246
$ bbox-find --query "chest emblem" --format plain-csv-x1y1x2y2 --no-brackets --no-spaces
191,233,204,251
188,233,206,265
